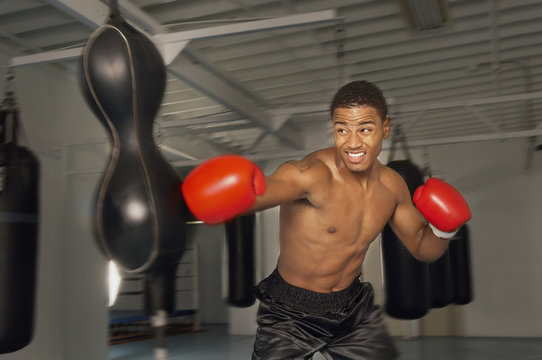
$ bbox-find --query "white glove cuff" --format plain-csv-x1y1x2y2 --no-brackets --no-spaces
429,223,457,239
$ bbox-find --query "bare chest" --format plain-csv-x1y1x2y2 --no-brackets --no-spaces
282,180,396,249
278,180,397,290
324,185,394,242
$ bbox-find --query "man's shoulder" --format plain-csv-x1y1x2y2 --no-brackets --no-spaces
287,148,333,174
273,150,333,192
377,162,407,193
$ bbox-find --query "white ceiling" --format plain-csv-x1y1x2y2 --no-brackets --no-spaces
1,0,542,166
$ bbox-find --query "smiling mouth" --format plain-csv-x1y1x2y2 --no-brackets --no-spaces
346,151,367,162
347,151,366,159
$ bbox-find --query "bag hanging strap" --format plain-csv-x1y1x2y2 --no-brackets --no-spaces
387,124,412,163
1,69,19,146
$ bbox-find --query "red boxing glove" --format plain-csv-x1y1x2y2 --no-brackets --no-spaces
181,155,266,224
413,178,472,239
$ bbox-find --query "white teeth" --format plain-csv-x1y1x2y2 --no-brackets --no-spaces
348,152,366,158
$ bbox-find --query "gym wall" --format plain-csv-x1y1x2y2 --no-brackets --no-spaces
365,141,542,337
0,63,109,360
1,59,541,360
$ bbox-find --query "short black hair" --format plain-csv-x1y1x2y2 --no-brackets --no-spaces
330,80,388,120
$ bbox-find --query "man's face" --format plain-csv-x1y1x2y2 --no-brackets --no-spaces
332,106,391,173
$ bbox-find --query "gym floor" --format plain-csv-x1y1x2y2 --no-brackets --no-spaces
108,324,542,360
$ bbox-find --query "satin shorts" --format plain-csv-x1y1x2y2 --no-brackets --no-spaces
252,269,398,360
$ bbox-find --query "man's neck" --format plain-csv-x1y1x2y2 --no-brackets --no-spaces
335,153,379,190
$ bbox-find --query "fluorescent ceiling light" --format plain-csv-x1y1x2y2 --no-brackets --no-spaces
398,0,450,31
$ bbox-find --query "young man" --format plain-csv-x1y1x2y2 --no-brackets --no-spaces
182,80,471,359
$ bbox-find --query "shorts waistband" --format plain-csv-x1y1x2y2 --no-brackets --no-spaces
256,269,364,315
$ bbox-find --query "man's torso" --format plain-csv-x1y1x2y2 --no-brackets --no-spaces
277,148,400,292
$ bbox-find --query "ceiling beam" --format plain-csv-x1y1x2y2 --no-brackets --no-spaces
160,112,243,128
43,0,109,28
13,3,340,152
10,46,82,67
155,10,339,43
170,127,542,168
399,90,542,113
273,91,542,116
167,54,301,149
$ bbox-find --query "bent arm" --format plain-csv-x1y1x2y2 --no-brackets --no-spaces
389,178,450,263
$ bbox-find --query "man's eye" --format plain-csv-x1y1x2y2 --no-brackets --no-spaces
361,128,372,133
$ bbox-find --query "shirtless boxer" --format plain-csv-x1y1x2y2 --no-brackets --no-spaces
182,80,471,359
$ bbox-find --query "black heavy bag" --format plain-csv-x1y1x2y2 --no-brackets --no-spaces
382,160,431,319
224,214,256,307
428,249,454,308
449,225,473,305
80,8,187,314
0,105,39,353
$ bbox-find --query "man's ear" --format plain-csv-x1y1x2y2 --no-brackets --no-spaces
383,116,391,139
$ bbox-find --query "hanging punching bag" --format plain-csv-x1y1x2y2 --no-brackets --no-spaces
382,160,431,319
224,214,256,307
0,101,40,353
428,249,454,308
449,225,473,305
80,8,187,315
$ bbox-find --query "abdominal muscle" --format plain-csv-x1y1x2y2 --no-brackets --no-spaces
276,205,379,293
277,245,367,293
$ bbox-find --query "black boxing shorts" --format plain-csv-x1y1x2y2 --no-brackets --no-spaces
252,269,398,360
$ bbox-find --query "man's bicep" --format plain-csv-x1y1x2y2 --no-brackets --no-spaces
388,181,426,247
252,161,310,211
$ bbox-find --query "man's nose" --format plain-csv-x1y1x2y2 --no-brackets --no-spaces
347,133,363,148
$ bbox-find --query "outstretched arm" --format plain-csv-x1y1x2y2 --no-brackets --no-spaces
182,155,321,224
250,160,321,212
182,155,266,224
